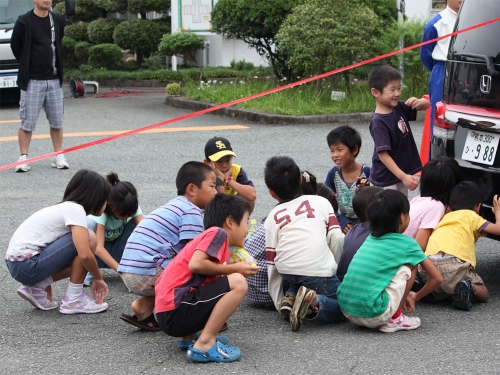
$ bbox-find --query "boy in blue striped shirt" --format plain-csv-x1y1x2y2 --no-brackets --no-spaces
118,161,217,331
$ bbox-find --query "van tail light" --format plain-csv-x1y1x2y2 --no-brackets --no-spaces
433,102,456,139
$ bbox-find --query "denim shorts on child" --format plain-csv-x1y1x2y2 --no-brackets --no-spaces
121,266,164,296
5,232,78,286
20,79,64,132
418,256,484,300
157,276,230,337
344,265,411,328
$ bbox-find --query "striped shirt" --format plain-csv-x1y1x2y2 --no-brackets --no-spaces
337,233,426,318
117,196,204,275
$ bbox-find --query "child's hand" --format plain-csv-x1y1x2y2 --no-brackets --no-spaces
402,174,419,191
357,177,370,187
492,195,500,215
233,262,260,277
343,223,353,235
405,97,420,109
405,97,429,110
209,162,225,179
91,279,109,304
403,291,417,313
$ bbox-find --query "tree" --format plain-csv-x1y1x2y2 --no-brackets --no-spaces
87,18,121,44
128,0,171,20
158,31,205,79
211,0,304,79
113,19,164,65
276,0,382,92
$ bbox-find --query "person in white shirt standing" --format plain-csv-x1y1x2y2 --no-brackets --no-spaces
264,156,345,332
420,0,462,135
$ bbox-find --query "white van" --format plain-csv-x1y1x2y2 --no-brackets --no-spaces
0,0,34,101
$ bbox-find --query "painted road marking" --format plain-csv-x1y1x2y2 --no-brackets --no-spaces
0,120,21,124
0,125,249,142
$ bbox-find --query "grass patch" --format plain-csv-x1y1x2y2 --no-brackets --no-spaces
185,79,375,115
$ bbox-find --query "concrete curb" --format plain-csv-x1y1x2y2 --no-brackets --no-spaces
165,96,426,125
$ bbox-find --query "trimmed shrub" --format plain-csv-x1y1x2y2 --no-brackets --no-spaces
166,83,181,95
230,59,255,71
142,55,164,70
62,36,78,68
74,41,92,66
65,22,90,42
88,44,124,70
113,19,164,65
87,18,121,44
158,31,205,78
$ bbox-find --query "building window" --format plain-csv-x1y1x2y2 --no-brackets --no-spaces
432,0,447,10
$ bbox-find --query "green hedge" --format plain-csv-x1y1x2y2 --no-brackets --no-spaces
88,44,124,70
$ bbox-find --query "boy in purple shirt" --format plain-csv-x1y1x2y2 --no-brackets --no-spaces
368,66,430,197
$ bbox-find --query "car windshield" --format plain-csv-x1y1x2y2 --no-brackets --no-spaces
450,0,500,63
0,0,34,27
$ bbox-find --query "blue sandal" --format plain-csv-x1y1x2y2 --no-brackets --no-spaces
187,341,241,363
177,332,229,350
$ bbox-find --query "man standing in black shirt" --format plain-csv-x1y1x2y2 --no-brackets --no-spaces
10,0,68,172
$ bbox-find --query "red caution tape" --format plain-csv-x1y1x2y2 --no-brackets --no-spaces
2,16,500,172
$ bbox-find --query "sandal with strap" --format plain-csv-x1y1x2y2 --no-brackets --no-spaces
119,313,161,331
177,332,230,350
187,341,241,363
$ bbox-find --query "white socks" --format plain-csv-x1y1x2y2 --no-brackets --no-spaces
34,276,53,290
65,282,83,301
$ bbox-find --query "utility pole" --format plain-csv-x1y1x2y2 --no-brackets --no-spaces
397,0,405,85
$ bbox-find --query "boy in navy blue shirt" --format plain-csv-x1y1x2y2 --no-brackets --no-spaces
368,66,430,197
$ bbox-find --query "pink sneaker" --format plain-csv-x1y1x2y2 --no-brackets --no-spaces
59,293,108,314
17,285,58,310
379,314,421,333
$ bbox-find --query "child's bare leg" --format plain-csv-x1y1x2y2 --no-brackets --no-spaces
193,274,247,351
132,296,155,321
397,265,417,311
70,229,97,284
473,284,489,302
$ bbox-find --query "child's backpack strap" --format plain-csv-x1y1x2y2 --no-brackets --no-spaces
329,166,339,194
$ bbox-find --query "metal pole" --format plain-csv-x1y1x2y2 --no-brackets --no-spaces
398,0,405,85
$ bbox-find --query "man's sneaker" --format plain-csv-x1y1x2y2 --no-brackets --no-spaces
15,155,30,172
59,293,108,314
290,286,317,332
379,314,421,333
453,279,473,311
17,285,58,310
83,272,93,287
280,294,295,320
51,154,69,169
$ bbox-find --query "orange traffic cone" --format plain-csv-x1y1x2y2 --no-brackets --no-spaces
419,94,431,167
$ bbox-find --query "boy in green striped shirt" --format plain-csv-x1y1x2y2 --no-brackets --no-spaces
337,190,442,333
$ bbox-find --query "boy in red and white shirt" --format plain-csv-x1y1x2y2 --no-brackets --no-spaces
155,193,258,363
264,156,345,332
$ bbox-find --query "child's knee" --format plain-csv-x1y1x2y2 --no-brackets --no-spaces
228,273,248,293
87,229,97,253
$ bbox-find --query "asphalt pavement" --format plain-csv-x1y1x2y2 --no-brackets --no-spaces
1,88,500,374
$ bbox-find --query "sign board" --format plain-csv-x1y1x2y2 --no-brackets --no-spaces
331,91,346,101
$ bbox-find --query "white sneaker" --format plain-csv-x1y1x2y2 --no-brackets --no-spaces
51,154,69,169
59,293,108,314
17,285,58,310
15,155,30,172
379,314,421,333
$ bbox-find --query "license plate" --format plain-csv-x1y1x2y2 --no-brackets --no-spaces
462,129,499,166
0,75,18,88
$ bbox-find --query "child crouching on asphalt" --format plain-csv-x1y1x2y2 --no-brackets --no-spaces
264,156,345,332
419,181,500,311
337,190,442,332
155,194,259,363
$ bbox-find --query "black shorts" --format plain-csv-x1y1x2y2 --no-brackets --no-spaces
157,276,230,337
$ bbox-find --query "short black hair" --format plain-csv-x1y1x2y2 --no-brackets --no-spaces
368,65,401,93
326,125,362,157
299,170,317,195
176,161,214,195
316,183,339,212
204,193,252,229
353,186,382,222
367,189,409,237
104,172,139,218
264,156,300,201
62,169,110,216
449,181,483,211
420,157,463,206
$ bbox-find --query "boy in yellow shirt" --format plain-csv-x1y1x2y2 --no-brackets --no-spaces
420,181,500,311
